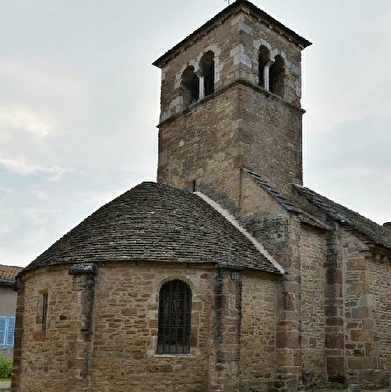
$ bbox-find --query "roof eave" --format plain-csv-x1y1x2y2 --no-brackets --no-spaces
0,279,14,287
294,184,391,251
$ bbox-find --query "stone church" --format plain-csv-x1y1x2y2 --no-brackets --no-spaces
11,1,391,391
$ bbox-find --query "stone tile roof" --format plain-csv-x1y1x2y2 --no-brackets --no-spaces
23,182,281,276
153,0,311,68
0,264,23,282
244,169,299,212
244,169,331,230
295,185,391,249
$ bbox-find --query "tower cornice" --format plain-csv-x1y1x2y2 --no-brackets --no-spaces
156,78,305,128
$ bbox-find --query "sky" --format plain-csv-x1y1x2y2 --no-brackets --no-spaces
1,0,390,267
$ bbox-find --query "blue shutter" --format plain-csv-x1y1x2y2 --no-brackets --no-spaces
6,317,15,346
0,317,6,345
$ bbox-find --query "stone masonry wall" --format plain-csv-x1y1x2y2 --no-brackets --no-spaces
158,86,243,208
13,261,281,392
299,225,327,388
271,218,302,392
240,176,290,261
240,174,280,217
12,263,225,392
13,263,216,392
12,266,79,392
240,272,278,392
238,83,304,198
91,262,214,392
366,253,391,384
341,230,386,389
208,266,243,392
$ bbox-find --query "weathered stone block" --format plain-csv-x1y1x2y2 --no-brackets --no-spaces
327,357,344,376
276,331,299,348
351,307,371,319
347,258,367,270
348,356,377,370
350,329,373,342
325,333,344,349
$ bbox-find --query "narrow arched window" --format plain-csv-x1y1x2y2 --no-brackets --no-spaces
258,45,270,89
200,51,215,96
157,280,192,354
181,66,199,108
269,55,285,98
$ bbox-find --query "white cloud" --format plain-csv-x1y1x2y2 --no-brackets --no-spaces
0,106,52,138
32,190,53,201
0,155,73,178
0,58,87,108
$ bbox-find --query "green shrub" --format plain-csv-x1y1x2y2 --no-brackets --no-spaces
0,357,12,379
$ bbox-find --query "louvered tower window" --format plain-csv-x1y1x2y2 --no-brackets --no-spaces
157,280,192,354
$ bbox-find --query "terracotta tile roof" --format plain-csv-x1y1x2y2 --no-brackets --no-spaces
23,182,281,276
295,185,391,249
153,0,311,68
0,264,23,282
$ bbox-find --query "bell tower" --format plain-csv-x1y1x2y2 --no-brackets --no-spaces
153,0,311,208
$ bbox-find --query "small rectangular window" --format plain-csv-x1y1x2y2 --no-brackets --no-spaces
42,293,48,332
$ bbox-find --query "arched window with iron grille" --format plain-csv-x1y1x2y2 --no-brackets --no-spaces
157,279,192,354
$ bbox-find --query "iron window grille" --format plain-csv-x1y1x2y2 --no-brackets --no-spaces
157,280,192,354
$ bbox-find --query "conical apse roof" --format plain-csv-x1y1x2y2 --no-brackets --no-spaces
23,182,280,275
